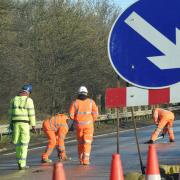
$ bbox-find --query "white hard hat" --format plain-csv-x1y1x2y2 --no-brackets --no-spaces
78,86,88,95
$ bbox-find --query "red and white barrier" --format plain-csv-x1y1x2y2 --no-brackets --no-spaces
106,83,180,108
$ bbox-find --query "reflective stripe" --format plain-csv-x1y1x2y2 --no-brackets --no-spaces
46,148,54,155
12,114,28,117
91,112,98,114
49,118,55,131
84,153,90,157
60,135,65,139
16,158,26,161
77,112,91,115
57,145,65,149
155,128,162,133
76,120,92,125
84,140,92,143
56,123,68,127
76,99,93,115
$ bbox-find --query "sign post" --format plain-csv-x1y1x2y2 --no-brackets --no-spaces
116,107,120,154
131,107,145,174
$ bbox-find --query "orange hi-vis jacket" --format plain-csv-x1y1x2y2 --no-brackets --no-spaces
153,108,174,124
43,114,68,132
69,98,98,125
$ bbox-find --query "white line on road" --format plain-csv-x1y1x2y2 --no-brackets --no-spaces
3,126,151,156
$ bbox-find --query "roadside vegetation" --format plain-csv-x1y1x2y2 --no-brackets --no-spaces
0,0,123,123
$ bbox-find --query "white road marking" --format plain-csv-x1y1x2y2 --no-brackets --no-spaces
2,126,151,156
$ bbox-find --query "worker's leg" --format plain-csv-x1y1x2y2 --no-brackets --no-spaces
151,118,168,141
83,127,94,165
42,130,56,161
56,127,68,160
19,123,30,168
12,123,21,167
167,120,175,142
162,124,168,135
76,127,84,164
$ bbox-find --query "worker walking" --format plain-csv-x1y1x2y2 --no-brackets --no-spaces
41,113,70,163
8,84,36,170
69,86,98,165
145,108,175,144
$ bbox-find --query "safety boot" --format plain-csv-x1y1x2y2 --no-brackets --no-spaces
144,140,154,144
59,155,71,162
169,139,175,143
19,165,30,170
41,158,52,163
83,160,90,165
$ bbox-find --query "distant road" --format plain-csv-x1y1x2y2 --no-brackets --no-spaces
0,120,180,180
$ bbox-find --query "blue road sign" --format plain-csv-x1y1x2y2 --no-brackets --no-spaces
108,0,180,89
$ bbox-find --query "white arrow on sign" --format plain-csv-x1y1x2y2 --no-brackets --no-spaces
125,11,180,69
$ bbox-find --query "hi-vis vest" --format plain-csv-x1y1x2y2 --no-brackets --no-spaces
43,114,68,132
8,95,36,126
69,98,98,124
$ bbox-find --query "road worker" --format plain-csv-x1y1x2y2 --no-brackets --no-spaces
41,113,70,163
145,108,175,144
8,84,36,170
69,86,98,165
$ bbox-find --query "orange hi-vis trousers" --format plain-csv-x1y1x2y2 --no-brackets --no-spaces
76,123,94,164
42,127,68,160
41,114,68,160
151,118,174,141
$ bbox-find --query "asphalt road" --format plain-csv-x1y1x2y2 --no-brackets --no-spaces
0,120,180,180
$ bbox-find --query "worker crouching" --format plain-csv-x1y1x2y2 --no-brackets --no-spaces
41,114,70,163
145,108,175,144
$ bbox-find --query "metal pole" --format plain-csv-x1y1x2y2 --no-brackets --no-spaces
131,107,145,174
116,108,120,154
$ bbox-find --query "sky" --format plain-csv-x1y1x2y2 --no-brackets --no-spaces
114,0,137,9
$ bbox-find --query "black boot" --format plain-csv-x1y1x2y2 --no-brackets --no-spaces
169,139,175,143
144,140,154,144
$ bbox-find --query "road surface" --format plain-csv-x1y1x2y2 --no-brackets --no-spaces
0,120,180,179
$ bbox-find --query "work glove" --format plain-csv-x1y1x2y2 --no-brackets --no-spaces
8,123,13,131
31,126,37,134
67,119,75,132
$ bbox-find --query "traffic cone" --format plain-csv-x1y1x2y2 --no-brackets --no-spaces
110,153,124,180
146,144,161,180
52,162,66,180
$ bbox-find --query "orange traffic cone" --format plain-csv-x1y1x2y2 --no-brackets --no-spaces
146,144,161,180
110,153,124,180
52,162,66,180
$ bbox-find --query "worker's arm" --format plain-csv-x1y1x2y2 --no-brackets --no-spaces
8,99,14,131
91,100,99,122
27,98,37,134
153,109,159,125
67,119,75,131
